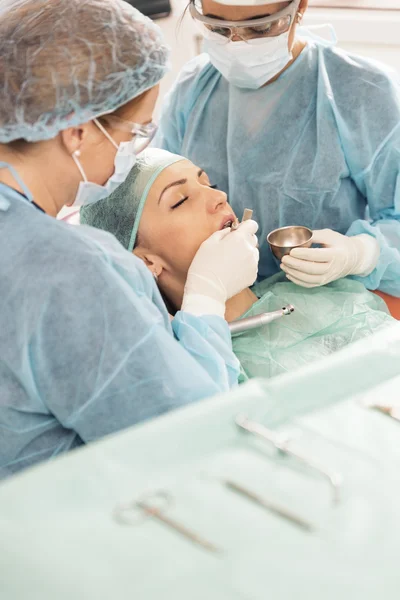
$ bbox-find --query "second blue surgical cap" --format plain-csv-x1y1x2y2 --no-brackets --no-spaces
0,0,169,143
80,149,185,251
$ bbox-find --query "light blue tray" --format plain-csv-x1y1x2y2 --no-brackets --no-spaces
1,324,400,600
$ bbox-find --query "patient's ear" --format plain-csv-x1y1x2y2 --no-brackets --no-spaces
133,248,165,279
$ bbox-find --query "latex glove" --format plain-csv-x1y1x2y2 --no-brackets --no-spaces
280,229,380,288
182,220,259,317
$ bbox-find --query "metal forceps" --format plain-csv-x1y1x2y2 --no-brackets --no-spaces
236,415,343,504
114,490,221,554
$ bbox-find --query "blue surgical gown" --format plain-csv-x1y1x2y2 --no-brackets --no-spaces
0,184,239,478
155,40,400,296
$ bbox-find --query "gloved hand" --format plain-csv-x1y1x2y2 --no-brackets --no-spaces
280,229,380,288
182,220,259,317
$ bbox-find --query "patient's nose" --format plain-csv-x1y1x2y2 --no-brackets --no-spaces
207,189,228,214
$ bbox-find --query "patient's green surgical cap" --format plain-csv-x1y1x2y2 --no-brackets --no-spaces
80,149,184,251
0,0,169,142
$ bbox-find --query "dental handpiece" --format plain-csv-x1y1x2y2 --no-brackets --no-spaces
228,305,294,335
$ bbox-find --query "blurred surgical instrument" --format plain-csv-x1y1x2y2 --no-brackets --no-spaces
236,415,343,504
223,479,314,532
114,490,221,554
373,405,400,423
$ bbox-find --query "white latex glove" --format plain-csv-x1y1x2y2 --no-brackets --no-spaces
182,220,259,317
280,229,380,288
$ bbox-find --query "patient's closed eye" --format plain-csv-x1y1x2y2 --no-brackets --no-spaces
171,197,188,209
171,184,219,209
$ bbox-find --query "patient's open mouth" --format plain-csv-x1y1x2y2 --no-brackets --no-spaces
220,215,236,230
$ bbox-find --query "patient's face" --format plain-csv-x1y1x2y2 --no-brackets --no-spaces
136,159,236,278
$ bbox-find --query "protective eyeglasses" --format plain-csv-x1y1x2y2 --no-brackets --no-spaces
100,115,158,154
190,0,301,45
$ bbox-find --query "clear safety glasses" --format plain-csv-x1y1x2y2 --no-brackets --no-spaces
100,114,158,154
190,0,301,44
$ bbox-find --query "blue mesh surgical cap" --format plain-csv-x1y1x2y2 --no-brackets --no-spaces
80,149,185,251
0,0,170,143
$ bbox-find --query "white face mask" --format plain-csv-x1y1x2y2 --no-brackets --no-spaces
203,31,292,90
71,119,138,208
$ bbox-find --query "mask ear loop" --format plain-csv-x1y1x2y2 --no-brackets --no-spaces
71,117,119,183
71,149,88,182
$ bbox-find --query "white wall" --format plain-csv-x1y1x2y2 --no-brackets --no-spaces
303,7,400,71
155,0,199,116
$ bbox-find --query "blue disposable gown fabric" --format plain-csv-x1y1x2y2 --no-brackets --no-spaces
154,39,400,296
0,184,240,479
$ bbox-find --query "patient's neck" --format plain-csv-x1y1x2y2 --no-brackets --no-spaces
225,288,258,322
162,276,258,322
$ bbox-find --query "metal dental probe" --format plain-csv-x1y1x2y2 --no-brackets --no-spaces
228,305,294,334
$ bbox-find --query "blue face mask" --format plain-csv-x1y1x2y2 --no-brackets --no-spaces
71,119,138,208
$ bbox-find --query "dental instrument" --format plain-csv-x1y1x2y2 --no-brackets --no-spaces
228,305,294,334
236,415,343,504
223,478,314,532
231,208,253,230
242,208,253,222
114,490,221,554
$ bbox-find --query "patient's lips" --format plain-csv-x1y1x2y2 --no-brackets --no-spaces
220,214,236,230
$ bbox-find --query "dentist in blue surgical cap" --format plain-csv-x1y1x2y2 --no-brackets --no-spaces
155,0,400,296
0,0,259,478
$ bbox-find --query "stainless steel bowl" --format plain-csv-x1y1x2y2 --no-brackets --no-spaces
267,226,313,260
